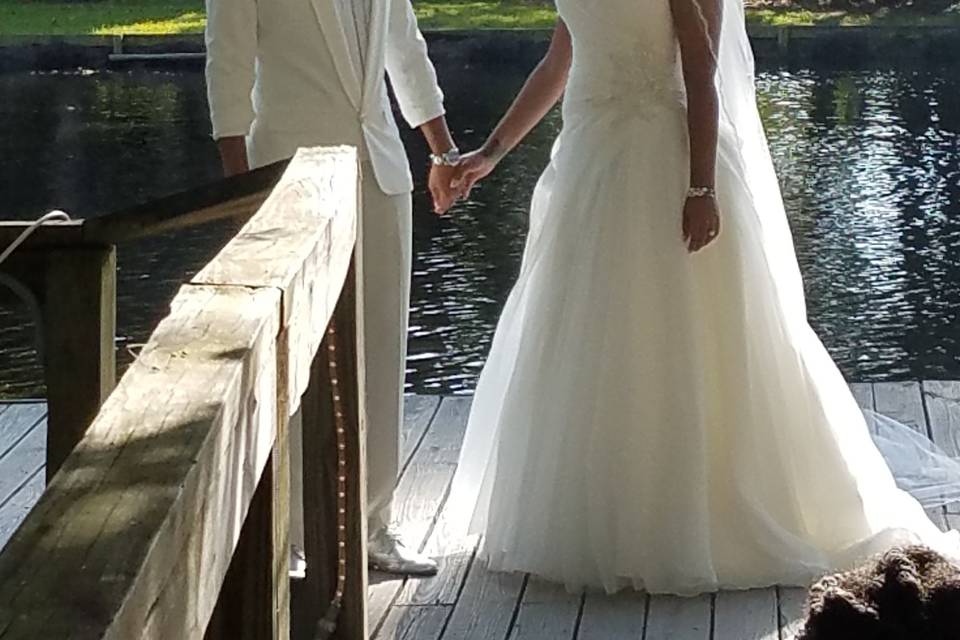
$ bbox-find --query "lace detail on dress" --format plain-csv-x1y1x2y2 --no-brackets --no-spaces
564,42,686,120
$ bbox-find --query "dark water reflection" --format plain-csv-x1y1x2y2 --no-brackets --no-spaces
1,59,958,397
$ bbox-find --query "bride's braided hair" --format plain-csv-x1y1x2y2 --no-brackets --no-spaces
798,546,960,640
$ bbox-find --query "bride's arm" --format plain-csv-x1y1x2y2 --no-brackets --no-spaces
670,0,723,252
671,0,721,192
453,21,572,195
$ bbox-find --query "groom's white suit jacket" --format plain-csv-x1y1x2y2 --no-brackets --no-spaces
205,0,445,195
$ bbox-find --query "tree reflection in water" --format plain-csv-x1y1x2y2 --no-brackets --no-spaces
0,58,958,397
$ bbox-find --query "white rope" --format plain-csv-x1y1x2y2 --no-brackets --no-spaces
0,211,72,365
0,210,73,267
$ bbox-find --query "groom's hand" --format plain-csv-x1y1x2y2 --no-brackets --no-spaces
418,115,462,215
429,164,461,215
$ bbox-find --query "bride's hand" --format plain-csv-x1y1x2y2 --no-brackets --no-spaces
683,196,721,253
451,145,503,200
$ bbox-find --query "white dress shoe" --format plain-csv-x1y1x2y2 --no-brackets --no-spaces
367,527,438,576
290,544,307,580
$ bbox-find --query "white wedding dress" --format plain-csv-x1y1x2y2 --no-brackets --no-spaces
447,0,960,596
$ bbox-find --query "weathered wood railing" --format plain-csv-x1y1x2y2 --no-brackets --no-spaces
0,147,368,639
0,159,289,478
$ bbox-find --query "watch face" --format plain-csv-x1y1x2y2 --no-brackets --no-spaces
432,151,460,166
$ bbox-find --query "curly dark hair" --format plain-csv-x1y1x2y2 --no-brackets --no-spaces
798,546,960,640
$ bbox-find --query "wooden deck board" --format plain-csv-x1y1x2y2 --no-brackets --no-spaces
873,381,927,435
439,556,526,640
873,382,952,527
923,381,960,515
714,589,778,640
577,591,647,640
777,587,808,640
0,420,45,507
0,468,43,550
0,402,46,462
0,403,46,548
849,382,875,411
0,403,47,554
369,397,472,634
508,578,583,640
375,604,450,640
644,594,712,640
401,395,442,472
396,482,477,606
4,380,960,640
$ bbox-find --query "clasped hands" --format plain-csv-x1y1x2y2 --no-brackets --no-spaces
428,147,500,215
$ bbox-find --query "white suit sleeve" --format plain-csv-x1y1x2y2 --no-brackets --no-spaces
204,0,258,139
385,0,445,129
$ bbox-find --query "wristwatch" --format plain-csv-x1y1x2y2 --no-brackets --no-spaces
430,147,462,167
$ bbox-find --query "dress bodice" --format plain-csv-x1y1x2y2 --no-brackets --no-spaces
557,0,686,117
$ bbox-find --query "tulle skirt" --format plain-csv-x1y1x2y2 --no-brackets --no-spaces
448,98,960,596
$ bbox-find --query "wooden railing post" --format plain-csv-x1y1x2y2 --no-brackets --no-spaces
41,246,117,480
206,324,294,640
295,257,368,640
205,427,291,640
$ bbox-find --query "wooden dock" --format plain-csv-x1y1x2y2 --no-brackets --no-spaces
3,381,958,640
0,148,366,639
0,402,46,552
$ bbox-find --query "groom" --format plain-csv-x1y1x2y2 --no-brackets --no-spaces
205,0,462,575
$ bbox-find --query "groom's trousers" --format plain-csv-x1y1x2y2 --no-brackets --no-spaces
249,130,412,535
354,168,413,531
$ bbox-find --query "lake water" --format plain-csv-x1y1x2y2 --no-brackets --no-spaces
1,57,959,397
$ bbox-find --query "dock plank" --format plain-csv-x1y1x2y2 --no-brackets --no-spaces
375,604,450,640
0,404,47,552
872,382,948,521
644,594,712,640
873,381,927,435
577,590,647,640
5,377,960,640
401,395,442,470
714,589,778,640
0,403,46,461
397,521,477,606
392,397,471,545
368,397,472,631
923,381,960,516
509,577,582,640
777,587,808,640
0,468,44,551
849,382,875,411
397,476,478,606
924,381,960,453
923,381,960,462
396,397,475,607
0,418,45,506
441,557,526,640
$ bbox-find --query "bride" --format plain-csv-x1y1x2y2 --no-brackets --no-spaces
444,0,960,595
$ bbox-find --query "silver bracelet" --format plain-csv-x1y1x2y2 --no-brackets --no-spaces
687,186,716,199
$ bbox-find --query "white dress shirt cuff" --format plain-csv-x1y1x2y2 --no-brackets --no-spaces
401,96,446,130
212,126,253,140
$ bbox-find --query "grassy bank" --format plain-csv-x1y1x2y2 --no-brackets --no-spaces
0,0,557,35
748,7,960,27
0,0,957,36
